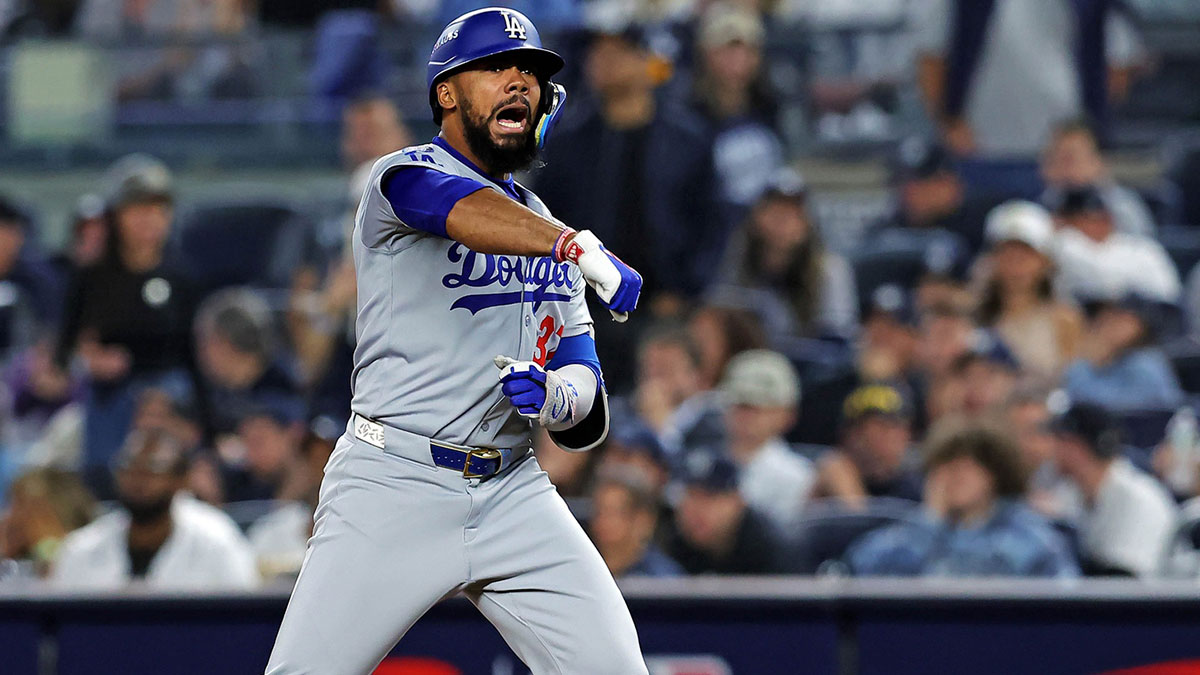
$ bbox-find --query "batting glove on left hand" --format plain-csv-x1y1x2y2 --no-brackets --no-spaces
494,356,578,430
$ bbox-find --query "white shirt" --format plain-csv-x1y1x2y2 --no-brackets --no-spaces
738,438,817,530
1080,458,1177,577
1055,227,1181,303
52,494,260,591
247,501,312,581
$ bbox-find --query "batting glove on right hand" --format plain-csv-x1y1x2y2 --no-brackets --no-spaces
553,229,642,322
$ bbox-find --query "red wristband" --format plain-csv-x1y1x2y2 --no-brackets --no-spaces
552,227,578,263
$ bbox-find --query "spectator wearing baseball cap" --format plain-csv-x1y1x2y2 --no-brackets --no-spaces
719,349,816,530
1040,118,1156,238
220,396,307,503
941,331,1023,421
714,168,859,341
1052,185,1180,304
815,382,924,507
665,453,781,575
977,201,1084,382
588,466,683,579
1050,402,1177,576
1063,293,1184,413
867,137,995,256
848,422,1078,578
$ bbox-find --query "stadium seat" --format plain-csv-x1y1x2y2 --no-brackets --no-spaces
850,229,965,312
782,497,916,574
175,200,316,294
1157,225,1200,278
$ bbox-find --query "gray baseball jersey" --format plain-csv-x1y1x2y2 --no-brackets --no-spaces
350,140,592,449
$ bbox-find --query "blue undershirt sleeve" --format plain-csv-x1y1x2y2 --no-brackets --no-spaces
381,166,488,239
547,333,603,388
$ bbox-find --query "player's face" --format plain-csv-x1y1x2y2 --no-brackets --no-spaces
452,55,542,174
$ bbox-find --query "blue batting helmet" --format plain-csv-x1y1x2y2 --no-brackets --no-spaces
426,7,565,124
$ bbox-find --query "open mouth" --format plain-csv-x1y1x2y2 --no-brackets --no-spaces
494,104,529,133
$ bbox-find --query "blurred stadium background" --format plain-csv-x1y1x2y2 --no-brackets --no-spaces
2,0,1200,673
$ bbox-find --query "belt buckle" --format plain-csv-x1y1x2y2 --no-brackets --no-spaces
462,448,503,478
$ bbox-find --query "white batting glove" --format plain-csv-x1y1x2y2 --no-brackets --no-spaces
494,356,579,430
552,229,642,322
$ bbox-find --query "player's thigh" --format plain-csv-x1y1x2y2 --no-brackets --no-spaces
469,460,647,674
267,438,470,675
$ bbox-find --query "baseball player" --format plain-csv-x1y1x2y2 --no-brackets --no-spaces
266,8,648,675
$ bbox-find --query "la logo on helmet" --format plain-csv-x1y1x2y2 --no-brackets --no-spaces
502,12,527,40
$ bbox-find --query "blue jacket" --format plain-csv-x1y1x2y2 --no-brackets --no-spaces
1063,348,1184,413
848,500,1079,578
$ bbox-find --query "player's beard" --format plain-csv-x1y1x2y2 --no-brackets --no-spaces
461,95,539,176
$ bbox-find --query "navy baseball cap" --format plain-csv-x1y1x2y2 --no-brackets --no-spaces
891,137,955,182
955,330,1021,373
865,283,919,328
681,452,740,493
607,419,668,467
1047,402,1121,458
1050,185,1107,217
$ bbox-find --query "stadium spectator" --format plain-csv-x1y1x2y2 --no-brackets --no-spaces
916,302,975,383
1063,294,1184,413
714,169,858,340
247,416,339,582
666,453,781,575
1052,185,1180,304
597,419,673,496
940,334,1022,421
867,138,991,255
534,21,720,310
0,468,95,578
857,285,921,384
633,327,722,460
0,195,64,354
719,349,815,529
219,401,307,503
688,5,784,223
340,94,414,173
55,156,204,485
1040,118,1156,237
848,422,1078,577
816,382,924,506
49,193,108,278
588,466,683,578
1004,388,1082,520
976,201,1082,381
686,303,766,391
52,428,258,590
195,287,301,435
1050,402,1177,576
912,0,1144,157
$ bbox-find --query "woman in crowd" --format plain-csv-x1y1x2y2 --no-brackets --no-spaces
975,201,1082,382
715,169,858,340
55,156,204,492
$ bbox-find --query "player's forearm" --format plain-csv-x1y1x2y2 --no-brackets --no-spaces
445,189,563,256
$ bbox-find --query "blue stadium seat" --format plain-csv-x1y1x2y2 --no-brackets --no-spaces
782,497,917,574
175,200,316,294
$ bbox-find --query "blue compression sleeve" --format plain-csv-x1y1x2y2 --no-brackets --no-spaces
547,332,603,387
381,166,487,238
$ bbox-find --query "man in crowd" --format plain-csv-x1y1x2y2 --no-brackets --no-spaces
195,288,302,436
1051,402,1177,576
1053,185,1180,304
1063,294,1184,413
1040,118,1156,237
633,326,723,460
52,428,258,589
719,349,815,529
534,21,721,316
848,422,1078,577
588,466,683,578
220,400,307,503
666,453,780,575
869,138,991,255
816,382,924,506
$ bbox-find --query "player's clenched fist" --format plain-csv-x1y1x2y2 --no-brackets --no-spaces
494,356,579,430
553,228,642,322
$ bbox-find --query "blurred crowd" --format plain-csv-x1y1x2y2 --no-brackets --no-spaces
3,0,1200,592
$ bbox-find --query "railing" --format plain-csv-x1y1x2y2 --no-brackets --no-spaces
2,578,1200,674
